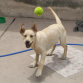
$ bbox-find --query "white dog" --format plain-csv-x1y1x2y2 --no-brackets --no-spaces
20,7,67,77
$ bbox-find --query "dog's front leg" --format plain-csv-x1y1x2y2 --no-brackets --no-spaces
29,53,39,68
36,52,46,77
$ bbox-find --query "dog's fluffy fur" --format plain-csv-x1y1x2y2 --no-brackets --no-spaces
20,7,67,77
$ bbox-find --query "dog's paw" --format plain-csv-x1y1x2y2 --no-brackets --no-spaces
29,62,38,68
61,56,66,60
36,70,42,77
46,53,52,56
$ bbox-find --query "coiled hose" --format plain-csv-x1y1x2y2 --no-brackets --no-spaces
0,43,83,57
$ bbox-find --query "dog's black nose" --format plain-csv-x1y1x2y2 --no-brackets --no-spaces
26,40,30,44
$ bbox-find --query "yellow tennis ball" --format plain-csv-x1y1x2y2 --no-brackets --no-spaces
34,7,43,16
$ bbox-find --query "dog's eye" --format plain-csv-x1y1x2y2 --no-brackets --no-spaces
30,35,33,38
24,35,27,37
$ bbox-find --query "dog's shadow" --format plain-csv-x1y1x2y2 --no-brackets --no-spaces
46,54,70,71
28,54,70,82
28,66,55,83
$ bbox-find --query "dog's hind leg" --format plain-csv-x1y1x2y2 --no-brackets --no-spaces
60,35,67,60
47,45,56,56
61,44,67,60
60,31,67,60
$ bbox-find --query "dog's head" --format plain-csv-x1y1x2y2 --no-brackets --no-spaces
20,23,37,48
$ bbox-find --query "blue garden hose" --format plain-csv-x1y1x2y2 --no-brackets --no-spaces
0,43,83,57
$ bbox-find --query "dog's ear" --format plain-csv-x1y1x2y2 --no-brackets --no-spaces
31,23,37,32
20,24,25,35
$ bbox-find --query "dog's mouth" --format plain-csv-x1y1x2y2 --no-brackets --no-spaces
26,42,33,48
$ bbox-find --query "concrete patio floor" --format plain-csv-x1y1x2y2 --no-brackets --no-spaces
0,17,83,83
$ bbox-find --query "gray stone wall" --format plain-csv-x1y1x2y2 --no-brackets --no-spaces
0,0,83,20
14,0,83,8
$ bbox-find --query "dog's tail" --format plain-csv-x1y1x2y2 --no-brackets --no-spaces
48,7,62,25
